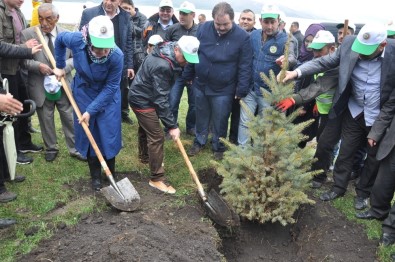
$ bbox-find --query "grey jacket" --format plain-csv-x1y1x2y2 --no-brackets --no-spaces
0,0,29,75
296,36,395,122
21,25,74,107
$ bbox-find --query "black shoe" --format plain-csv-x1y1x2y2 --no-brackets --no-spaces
6,175,25,183
0,218,16,229
92,179,102,191
188,144,202,156
310,180,323,189
45,151,58,162
70,152,87,162
122,116,134,125
28,126,41,133
16,153,33,165
19,144,43,153
355,210,383,220
186,129,196,136
0,191,17,203
381,233,395,247
354,196,369,210
213,151,224,161
320,191,344,201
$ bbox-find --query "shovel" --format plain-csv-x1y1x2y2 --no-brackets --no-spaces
0,78,37,180
34,27,140,212
175,138,240,227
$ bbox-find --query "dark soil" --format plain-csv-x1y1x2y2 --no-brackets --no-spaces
18,168,379,262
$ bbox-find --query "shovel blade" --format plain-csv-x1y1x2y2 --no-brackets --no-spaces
101,178,141,212
205,189,240,227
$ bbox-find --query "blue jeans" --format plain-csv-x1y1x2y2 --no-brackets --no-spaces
194,88,233,152
168,77,195,131
238,90,271,146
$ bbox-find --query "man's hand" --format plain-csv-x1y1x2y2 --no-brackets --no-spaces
0,93,23,115
25,38,39,48
275,97,295,112
31,44,42,55
313,103,319,117
275,55,285,67
127,69,135,79
368,138,377,147
39,63,53,76
169,127,181,141
277,70,298,83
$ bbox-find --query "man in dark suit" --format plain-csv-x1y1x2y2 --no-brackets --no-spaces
21,3,84,162
356,100,395,246
79,0,135,125
281,23,395,206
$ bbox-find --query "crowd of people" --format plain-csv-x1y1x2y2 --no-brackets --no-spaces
1,0,395,250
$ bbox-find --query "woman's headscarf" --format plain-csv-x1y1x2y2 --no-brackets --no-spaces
81,24,114,64
298,23,325,63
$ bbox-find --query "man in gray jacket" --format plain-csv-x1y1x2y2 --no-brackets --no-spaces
281,23,395,205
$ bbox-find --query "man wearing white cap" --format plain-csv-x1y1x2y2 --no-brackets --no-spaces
281,24,395,206
147,34,163,54
142,0,179,48
237,3,297,147
129,35,199,194
164,1,198,139
54,15,124,191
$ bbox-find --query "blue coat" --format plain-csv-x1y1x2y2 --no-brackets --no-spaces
55,31,123,159
183,21,252,97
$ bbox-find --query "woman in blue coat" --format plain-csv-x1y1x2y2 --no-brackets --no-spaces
54,15,123,191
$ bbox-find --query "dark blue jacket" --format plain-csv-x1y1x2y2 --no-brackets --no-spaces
79,5,133,76
183,21,252,97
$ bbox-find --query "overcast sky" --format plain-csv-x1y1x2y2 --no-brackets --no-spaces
20,0,395,32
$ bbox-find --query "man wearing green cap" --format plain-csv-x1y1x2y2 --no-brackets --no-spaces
280,23,395,207
128,35,199,194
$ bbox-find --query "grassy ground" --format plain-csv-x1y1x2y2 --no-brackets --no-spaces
0,89,393,261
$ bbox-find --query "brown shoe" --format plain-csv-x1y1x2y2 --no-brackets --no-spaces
149,180,176,194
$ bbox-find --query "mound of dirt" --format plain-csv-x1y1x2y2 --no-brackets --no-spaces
18,169,379,262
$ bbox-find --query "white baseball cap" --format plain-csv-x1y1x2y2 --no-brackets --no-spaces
308,30,335,50
44,75,62,101
177,35,199,63
148,34,164,46
352,23,387,55
336,21,356,33
179,1,195,13
387,21,395,36
260,4,281,19
159,0,173,8
89,15,115,48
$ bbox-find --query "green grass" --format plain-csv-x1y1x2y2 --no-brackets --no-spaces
0,91,214,261
0,86,392,261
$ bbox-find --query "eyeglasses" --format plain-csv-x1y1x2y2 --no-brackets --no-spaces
160,7,172,13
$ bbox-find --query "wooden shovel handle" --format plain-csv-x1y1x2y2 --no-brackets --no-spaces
175,138,207,200
343,19,349,39
34,27,111,176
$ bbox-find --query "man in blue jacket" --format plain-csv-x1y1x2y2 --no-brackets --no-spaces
79,0,135,125
185,2,253,160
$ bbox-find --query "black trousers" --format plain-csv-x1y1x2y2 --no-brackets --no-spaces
121,77,130,118
332,110,379,196
228,98,240,144
369,148,395,219
2,72,32,149
0,126,10,193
